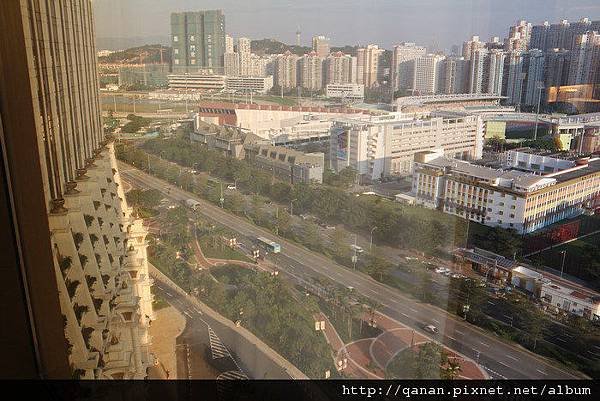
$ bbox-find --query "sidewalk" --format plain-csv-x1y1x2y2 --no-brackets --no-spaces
148,305,186,379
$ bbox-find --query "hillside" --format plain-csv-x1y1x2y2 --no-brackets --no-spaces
98,44,171,64
251,38,360,56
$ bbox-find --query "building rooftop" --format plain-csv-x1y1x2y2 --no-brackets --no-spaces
547,158,600,183
454,247,519,271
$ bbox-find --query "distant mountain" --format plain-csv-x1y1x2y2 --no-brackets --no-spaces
98,44,171,64
96,36,169,51
251,38,310,56
251,38,360,56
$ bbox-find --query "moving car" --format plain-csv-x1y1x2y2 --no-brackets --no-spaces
424,324,439,334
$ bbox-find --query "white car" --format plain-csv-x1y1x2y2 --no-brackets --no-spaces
350,244,364,254
227,185,237,190
424,324,439,334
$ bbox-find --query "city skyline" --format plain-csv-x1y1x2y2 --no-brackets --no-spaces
93,0,600,50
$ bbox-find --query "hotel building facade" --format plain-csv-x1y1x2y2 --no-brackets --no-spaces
1,0,153,378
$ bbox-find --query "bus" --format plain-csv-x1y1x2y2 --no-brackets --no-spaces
256,237,281,254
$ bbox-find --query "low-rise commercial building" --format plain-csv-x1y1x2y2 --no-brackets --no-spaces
330,111,484,179
541,281,600,320
225,75,274,94
413,150,600,233
168,74,226,91
245,144,324,184
325,83,365,100
189,113,324,183
190,115,261,159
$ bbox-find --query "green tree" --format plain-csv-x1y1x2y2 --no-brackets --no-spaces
413,342,447,379
522,307,546,351
366,255,392,282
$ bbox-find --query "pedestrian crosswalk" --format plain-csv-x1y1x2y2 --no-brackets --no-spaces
217,370,247,380
208,327,230,360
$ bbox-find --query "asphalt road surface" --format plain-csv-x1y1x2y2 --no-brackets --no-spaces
119,162,582,379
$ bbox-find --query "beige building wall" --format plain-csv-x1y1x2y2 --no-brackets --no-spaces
13,0,153,379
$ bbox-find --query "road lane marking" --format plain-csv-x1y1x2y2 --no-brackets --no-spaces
184,311,193,318
506,355,518,361
455,329,465,335
480,341,490,347
400,312,409,318
164,292,173,297
409,307,418,313
536,369,548,376
131,166,572,379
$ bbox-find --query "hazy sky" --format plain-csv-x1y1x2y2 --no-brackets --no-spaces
93,0,600,50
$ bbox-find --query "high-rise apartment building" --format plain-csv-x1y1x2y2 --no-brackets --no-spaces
530,18,600,52
530,21,550,51
225,34,234,53
567,31,600,85
247,54,270,78
391,43,427,91
312,35,331,58
544,48,570,87
0,0,153,379
238,37,252,76
413,54,446,95
224,52,240,76
442,57,469,94
468,48,488,94
356,45,384,88
325,52,357,84
275,51,300,90
486,50,506,95
523,50,546,107
300,52,324,91
171,10,226,73
505,20,532,52
503,52,525,105
547,20,570,50
462,36,485,60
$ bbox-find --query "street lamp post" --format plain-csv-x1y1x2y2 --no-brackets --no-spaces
352,234,358,270
560,250,567,279
533,82,544,141
370,227,377,252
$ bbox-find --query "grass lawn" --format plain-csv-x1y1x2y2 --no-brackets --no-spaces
197,235,253,262
254,95,298,106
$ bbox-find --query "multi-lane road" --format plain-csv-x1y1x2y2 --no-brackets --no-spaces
119,162,583,379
